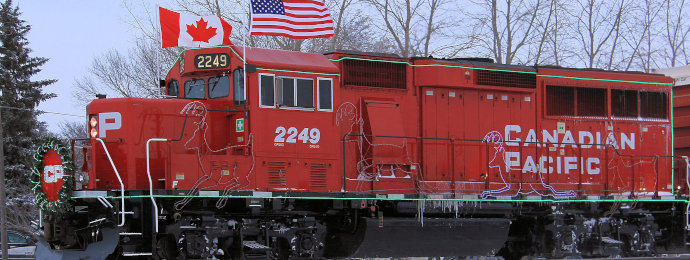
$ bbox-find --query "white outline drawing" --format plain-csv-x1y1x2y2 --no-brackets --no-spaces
480,130,577,199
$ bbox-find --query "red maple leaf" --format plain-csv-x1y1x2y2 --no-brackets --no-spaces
186,18,217,43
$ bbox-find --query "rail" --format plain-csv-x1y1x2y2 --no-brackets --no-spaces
682,156,690,231
94,138,126,227
146,138,167,233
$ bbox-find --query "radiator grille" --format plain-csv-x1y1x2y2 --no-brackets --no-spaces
476,69,536,89
342,59,406,89
310,163,327,188
267,161,287,187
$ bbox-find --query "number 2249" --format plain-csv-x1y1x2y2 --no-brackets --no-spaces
274,127,320,144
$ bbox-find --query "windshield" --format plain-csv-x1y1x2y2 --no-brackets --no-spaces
209,76,229,99
184,79,205,99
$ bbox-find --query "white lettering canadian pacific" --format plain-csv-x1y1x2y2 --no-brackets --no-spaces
503,125,636,175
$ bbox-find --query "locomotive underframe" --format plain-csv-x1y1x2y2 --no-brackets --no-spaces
37,189,690,259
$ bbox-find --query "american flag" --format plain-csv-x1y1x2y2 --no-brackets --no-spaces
250,0,334,39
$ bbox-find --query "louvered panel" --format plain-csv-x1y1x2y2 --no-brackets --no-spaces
476,69,536,89
310,163,327,188
267,161,287,187
342,59,406,89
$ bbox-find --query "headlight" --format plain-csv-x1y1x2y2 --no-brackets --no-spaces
88,115,98,138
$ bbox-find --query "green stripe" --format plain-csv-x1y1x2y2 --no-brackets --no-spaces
257,67,340,76
414,64,537,74
166,49,671,85
71,194,689,203
329,56,672,85
537,74,673,85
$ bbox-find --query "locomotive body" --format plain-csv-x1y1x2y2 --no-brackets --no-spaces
35,45,690,259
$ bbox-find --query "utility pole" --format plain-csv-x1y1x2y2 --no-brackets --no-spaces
0,93,8,260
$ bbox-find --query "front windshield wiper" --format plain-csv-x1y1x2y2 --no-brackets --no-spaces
210,78,219,94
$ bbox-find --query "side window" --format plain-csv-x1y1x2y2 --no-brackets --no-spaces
274,77,314,109
260,74,275,107
318,78,332,111
184,79,205,99
296,79,314,108
277,77,295,107
233,68,245,106
209,76,229,99
167,80,179,97
8,232,27,244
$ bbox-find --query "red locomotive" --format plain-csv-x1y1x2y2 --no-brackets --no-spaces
33,45,689,259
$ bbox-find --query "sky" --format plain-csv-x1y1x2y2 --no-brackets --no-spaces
20,1,137,133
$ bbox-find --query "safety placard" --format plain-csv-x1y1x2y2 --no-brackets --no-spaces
236,118,244,132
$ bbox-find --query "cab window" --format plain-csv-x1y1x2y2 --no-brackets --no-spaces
296,79,314,108
167,80,179,97
209,76,229,99
184,79,205,99
276,77,314,109
233,68,245,106
318,78,332,111
260,74,275,107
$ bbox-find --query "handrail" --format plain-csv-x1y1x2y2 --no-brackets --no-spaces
341,133,682,196
146,138,167,233
95,138,126,227
682,156,690,230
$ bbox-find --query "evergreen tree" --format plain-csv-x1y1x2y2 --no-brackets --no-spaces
0,0,55,231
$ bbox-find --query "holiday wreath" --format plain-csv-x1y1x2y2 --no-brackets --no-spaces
31,138,74,213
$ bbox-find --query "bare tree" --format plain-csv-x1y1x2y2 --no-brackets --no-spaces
73,38,176,105
567,0,627,68
366,0,424,57
661,0,690,68
620,0,662,72
471,0,545,64
527,0,555,65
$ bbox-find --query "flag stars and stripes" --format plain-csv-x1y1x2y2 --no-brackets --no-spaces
250,0,335,39
252,0,286,15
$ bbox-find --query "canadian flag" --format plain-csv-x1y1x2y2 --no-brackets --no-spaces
159,7,233,48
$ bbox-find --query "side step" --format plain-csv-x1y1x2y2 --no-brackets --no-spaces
243,241,271,250
122,252,153,257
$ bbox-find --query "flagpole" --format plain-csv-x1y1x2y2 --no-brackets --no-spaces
244,1,250,105
157,3,163,97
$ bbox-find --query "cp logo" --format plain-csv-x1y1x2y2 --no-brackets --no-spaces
99,112,122,138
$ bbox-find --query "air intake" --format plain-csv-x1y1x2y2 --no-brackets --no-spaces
342,59,406,89
476,69,536,89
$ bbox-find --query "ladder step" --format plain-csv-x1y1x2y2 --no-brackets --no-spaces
243,241,271,250
122,252,152,257
119,232,143,236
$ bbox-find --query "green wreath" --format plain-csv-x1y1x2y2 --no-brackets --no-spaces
30,138,74,213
